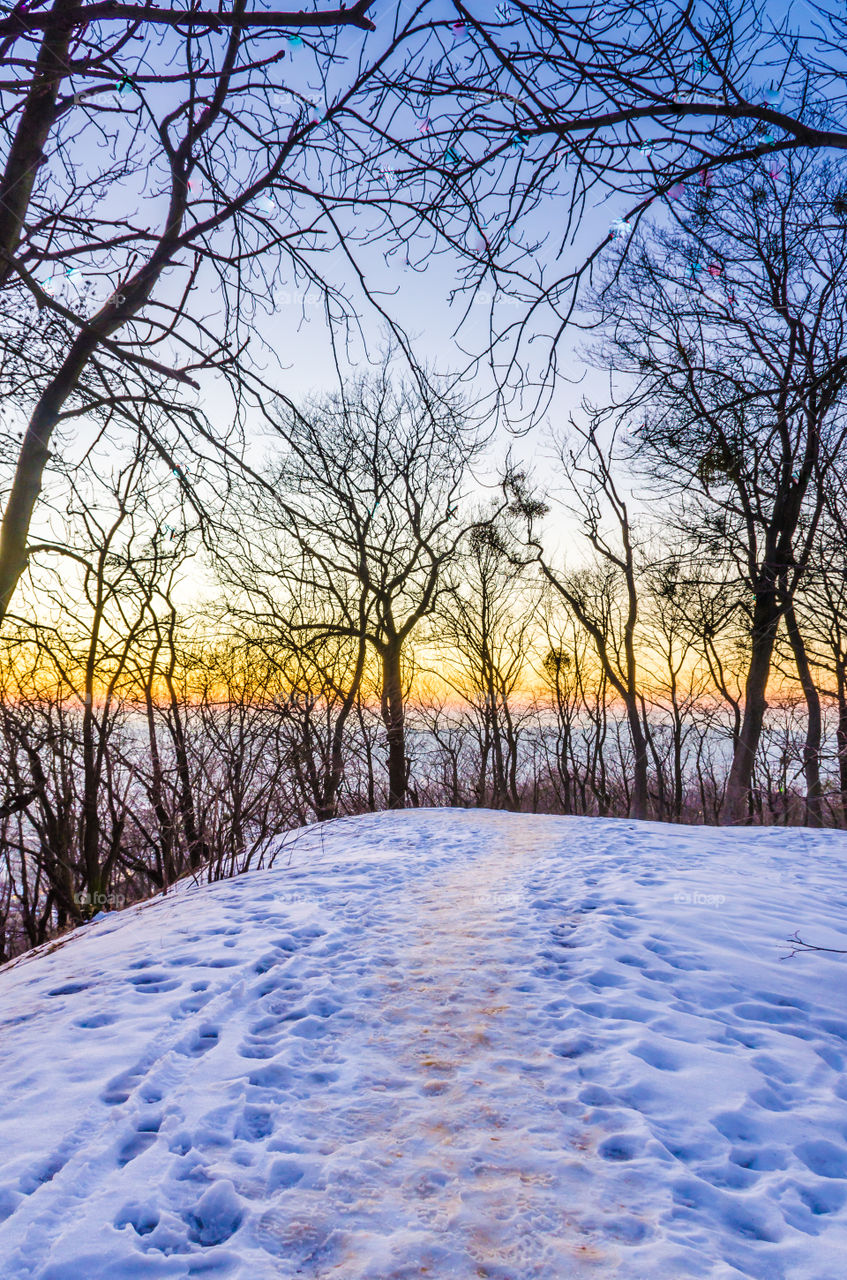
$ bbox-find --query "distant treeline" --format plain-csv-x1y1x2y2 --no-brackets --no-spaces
5,150,847,957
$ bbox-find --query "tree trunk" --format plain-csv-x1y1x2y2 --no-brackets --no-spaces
556,713,573,813
0,323,126,621
380,641,407,809
783,601,824,827
160,664,209,871
625,696,649,821
144,678,177,886
837,663,847,828
325,635,366,820
0,0,81,288
170,701,208,871
489,693,509,809
724,592,782,824
0,111,190,624
80,692,103,899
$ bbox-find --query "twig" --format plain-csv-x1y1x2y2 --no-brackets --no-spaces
781,930,847,959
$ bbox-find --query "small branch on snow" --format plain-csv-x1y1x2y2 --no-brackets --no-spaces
781,930,847,959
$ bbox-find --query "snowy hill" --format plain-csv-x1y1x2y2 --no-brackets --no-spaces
0,810,846,1279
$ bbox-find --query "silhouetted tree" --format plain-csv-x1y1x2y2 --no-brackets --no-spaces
223,367,487,808
587,154,847,822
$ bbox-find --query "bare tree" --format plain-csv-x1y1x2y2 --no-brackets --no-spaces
0,429,172,922
790,499,847,825
240,620,368,823
639,557,710,822
0,0,513,629
10,0,847,633
438,513,540,810
512,424,652,820
588,154,847,821
222,367,487,808
398,2,847,405
537,599,598,815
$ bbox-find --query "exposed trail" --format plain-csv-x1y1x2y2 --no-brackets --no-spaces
336,815,617,1277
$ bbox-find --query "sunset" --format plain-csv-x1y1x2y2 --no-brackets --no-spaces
1,2,846,1276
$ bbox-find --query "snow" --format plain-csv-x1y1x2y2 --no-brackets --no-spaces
0,809,846,1279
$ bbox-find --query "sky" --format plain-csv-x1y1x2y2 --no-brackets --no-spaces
11,0,831,618
26,0,625,603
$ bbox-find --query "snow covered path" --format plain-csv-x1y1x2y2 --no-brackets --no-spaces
1,811,846,1279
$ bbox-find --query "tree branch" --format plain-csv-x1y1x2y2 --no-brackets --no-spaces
0,0,376,36
782,930,847,959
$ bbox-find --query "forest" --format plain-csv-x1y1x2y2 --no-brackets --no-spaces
2,0,847,958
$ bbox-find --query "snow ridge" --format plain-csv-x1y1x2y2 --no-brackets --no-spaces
0,810,845,1279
